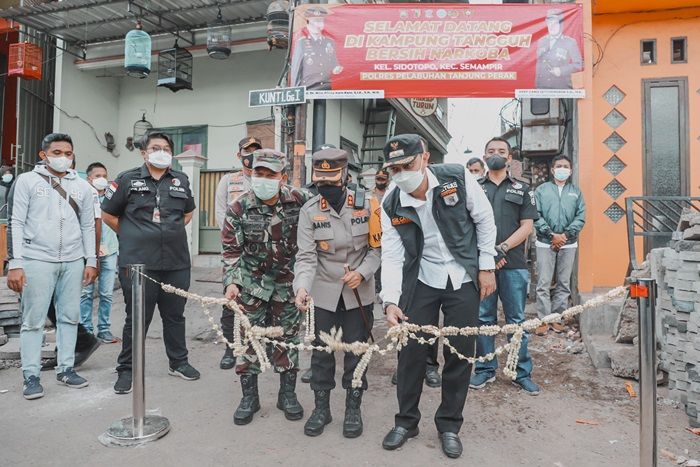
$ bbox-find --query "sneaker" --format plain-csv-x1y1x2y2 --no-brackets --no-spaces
168,363,201,381
97,331,120,344
469,372,496,389
56,368,89,389
513,377,540,396
114,371,132,394
23,376,44,400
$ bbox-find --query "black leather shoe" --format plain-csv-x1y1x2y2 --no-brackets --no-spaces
425,366,441,388
301,368,312,383
439,432,463,459
219,347,236,370
382,426,419,450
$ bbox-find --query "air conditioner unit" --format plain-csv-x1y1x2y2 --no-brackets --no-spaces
521,98,565,155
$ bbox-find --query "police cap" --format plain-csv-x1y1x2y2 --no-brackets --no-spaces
546,8,564,21
382,134,425,168
304,6,329,18
312,148,348,183
252,149,287,173
239,136,262,151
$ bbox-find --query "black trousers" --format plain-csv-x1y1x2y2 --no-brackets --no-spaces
47,298,94,353
116,268,190,373
396,280,479,434
311,297,374,391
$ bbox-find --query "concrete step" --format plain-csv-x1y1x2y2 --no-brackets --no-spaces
582,333,617,369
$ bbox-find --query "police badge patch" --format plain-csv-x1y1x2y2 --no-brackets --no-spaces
440,182,459,206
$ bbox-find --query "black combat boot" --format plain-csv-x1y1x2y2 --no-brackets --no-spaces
277,371,304,421
233,374,260,425
304,390,332,436
343,388,364,438
219,347,236,370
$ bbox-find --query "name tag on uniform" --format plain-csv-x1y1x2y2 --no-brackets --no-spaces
130,179,149,192
391,216,412,226
440,182,459,206
314,221,331,229
169,186,186,193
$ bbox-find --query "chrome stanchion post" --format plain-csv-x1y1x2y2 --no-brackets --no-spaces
631,278,657,467
101,265,170,446
132,263,146,437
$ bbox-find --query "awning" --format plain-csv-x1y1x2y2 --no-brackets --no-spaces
0,0,269,50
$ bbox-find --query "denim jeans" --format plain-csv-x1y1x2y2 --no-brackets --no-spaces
475,268,533,381
80,253,117,334
20,259,84,378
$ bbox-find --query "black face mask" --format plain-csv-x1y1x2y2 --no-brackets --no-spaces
318,185,346,213
240,153,254,169
485,155,507,171
375,181,388,190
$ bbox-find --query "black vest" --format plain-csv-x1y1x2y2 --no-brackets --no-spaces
382,164,479,310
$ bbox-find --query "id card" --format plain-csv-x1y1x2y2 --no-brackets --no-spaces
152,207,161,223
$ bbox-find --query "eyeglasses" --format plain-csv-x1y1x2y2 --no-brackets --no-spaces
146,146,172,154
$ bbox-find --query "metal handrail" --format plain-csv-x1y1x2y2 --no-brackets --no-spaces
625,196,700,271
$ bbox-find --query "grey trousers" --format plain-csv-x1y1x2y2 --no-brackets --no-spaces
536,246,577,318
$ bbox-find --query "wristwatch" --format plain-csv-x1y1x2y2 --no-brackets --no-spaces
499,241,510,253
481,269,496,273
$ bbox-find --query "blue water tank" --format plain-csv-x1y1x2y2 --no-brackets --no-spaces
124,28,151,78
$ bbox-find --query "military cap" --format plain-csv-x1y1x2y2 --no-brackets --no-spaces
312,148,348,183
304,6,329,18
252,149,287,173
238,136,262,151
382,134,425,168
546,8,564,21
375,168,389,180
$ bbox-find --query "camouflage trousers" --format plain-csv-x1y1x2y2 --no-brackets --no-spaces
234,289,301,376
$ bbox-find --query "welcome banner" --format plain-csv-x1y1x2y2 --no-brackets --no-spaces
290,3,584,98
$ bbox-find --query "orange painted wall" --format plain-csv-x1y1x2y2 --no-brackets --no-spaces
578,5,700,291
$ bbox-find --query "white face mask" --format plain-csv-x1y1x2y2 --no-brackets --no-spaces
392,158,425,194
553,167,571,182
46,156,73,173
148,150,172,169
251,176,281,201
92,177,109,191
2,174,13,183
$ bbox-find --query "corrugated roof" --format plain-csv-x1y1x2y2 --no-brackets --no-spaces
0,0,269,47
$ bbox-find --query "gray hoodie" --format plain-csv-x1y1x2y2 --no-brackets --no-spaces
7,165,96,269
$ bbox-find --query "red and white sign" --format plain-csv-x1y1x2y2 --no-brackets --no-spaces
410,98,438,116
290,3,584,98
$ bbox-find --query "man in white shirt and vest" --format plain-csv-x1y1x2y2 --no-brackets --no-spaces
379,134,497,459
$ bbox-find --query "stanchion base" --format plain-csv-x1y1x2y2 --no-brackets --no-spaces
101,415,170,447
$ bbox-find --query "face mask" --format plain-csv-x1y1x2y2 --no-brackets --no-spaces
240,153,254,170
2,174,12,183
251,176,281,201
553,168,571,182
392,159,425,194
148,150,172,169
46,156,73,173
485,155,507,171
375,180,388,190
92,177,109,191
318,184,346,213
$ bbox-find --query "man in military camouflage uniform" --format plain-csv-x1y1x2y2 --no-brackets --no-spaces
294,147,381,439
535,9,583,89
215,136,262,370
222,149,311,426
290,7,343,91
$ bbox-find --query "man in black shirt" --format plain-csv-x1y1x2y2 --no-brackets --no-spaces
471,137,540,395
102,131,200,394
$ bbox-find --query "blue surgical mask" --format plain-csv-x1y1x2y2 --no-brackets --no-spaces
251,176,281,201
553,168,571,182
